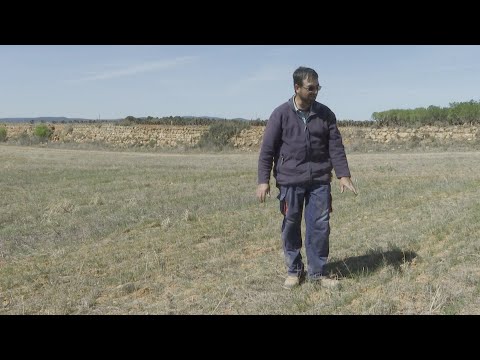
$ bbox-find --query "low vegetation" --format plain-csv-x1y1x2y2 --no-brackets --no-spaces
195,121,250,150
0,126,6,142
0,145,478,314
33,124,53,140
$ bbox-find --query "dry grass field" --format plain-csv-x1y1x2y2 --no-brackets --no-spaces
1,144,479,314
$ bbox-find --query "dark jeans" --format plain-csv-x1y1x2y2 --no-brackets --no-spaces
278,183,331,279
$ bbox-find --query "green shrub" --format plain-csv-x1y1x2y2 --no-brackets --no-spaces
196,121,250,150
0,126,6,142
34,124,53,140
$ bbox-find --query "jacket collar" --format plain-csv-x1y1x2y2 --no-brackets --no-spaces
288,95,320,117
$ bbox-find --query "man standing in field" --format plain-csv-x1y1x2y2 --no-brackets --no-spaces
256,66,357,290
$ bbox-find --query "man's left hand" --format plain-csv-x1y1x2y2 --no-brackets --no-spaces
339,177,358,195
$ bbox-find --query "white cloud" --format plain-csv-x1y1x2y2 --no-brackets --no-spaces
76,56,198,81
226,65,292,95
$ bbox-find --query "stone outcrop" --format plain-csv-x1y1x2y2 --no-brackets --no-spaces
3,124,208,148
2,123,478,150
230,126,265,151
339,125,478,144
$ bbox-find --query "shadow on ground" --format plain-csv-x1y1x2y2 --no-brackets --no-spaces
324,248,418,279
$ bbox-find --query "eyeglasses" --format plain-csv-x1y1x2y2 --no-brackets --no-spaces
302,85,322,92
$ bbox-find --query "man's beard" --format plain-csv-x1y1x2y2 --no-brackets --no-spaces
299,93,316,106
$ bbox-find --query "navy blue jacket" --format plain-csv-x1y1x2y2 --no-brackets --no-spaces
258,97,351,187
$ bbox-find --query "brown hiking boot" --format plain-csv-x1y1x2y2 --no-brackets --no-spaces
309,275,340,289
319,276,339,289
283,275,301,290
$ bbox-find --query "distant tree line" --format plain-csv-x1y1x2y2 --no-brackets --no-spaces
32,116,374,127
120,115,380,127
337,120,375,127
119,116,268,126
30,119,113,125
22,99,480,128
372,100,480,127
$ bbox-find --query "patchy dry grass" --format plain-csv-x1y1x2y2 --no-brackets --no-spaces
0,145,479,314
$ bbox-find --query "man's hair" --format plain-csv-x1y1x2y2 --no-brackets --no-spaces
293,66,318,86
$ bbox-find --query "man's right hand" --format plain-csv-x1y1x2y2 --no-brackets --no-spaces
256,183,270,203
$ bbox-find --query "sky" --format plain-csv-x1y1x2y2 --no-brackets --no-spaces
1,45,479,121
